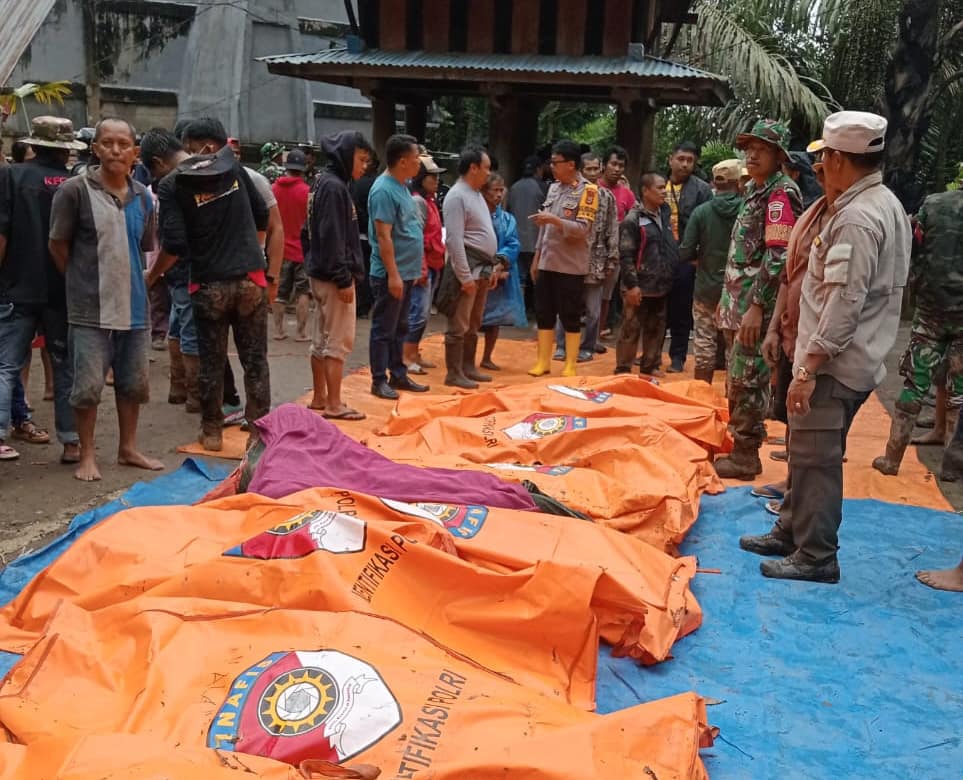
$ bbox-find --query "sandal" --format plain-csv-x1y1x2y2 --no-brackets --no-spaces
751,483,785,500
12,420,50,444
61,444,81,464
0,443,20,461
323,407,367,421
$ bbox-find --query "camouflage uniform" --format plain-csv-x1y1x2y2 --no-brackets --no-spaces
715,120,803,476
258,142,286,183
897,190,963,408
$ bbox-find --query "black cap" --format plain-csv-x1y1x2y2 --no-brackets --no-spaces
285,149,307,171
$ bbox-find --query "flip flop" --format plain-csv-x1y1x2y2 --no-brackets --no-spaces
322,408,367,421
272,333,288,341
0,444,20,461
751,483,785,500
60,449,81,464
764,500,782,516
294,335,311,342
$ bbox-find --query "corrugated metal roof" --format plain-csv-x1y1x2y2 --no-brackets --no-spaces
0,0,59,85
259,47,724,82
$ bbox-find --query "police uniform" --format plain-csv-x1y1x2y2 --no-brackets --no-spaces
741,111,911,583
714,119,803,479
529,174,598,376
874,187,963,476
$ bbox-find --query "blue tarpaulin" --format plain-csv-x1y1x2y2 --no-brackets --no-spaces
0,465,959,778
598,488,962,779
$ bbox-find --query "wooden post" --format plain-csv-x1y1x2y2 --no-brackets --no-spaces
556,0,586,55
488,94,539,184
467,0,496,53
405,101,427,143
511,0,539,53
423,2,451,51
82,0,102,127
616,99,654,192
379,0,407,50
602,0,633,55
372,93,397,157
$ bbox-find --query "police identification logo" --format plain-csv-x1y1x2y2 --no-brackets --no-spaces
208,649,401,766
547,384,612,404
379,498,488,539
224,510,367,559
502,413,588,441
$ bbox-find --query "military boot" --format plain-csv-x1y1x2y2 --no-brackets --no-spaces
714,447,763,480
167,339,187,404
940,407,963,481
694,367,714,384
871,400,921,476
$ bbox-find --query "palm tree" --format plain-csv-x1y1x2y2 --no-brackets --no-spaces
0,81,72,130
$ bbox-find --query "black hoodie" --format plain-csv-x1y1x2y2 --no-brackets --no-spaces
303,131,365,288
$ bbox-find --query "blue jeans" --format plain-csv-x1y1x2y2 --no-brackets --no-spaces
405,267,438,345
167,281,198,356
0,302,77,444
369,275,413,385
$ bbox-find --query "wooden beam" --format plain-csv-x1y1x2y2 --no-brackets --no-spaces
405,102,427,142
616,99,655,192
602,0,633,56
423,1,451,51
372,93,397,156
556,0,586,55
511,0,539,53
488,95,540,183
379,0,407,50
467,0,496,53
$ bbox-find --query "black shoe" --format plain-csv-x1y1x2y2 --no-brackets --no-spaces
389,375,430,393
760,552,840,583
594,344,607,354
371,381,399,400
739,532,795,557
666,358,685,373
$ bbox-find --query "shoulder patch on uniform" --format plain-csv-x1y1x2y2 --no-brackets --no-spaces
764,189,796,247
577,183,599,221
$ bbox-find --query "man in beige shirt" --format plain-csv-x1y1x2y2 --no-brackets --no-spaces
740,111,911,584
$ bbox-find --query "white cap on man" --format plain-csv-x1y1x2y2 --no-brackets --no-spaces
808,110,887,155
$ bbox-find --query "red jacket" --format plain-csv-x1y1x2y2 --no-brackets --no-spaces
418,193,445,271
272,175,309,262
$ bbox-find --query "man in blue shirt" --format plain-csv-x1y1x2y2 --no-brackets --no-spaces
368,134,430,400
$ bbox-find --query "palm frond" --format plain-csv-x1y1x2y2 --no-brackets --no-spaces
0,81,72,117
686,1,838,137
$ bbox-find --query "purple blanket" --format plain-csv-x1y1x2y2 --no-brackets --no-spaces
248,404,539,510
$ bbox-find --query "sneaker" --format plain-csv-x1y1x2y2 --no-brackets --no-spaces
223,405,245,426
576,350,594,363
552,349,565,361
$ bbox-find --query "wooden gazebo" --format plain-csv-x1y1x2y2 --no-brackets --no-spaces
261,0,730,183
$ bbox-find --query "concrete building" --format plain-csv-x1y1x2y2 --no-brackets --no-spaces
1,0,372,146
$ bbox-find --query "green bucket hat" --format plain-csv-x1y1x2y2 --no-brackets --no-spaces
736,119,791,159
22,115,87,151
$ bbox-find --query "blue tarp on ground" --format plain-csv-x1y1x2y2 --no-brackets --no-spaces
598,488,963,779
0,458,231,608
1,466,960,778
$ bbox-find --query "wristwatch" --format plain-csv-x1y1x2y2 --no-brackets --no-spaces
796,366,814,383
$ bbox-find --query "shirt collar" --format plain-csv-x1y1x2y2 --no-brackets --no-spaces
85,165,135,203
830,171,883,213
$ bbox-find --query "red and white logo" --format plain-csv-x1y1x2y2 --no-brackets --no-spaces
208,649,401,766
225,510,367,559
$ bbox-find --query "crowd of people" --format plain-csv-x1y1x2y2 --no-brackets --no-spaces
1,107,960,590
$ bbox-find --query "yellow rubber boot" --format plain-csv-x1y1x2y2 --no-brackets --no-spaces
528,329,555,376
561,332,581,377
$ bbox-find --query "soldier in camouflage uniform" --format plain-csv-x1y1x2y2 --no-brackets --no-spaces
258,141,286,183
873,186,963,479
714,120,803,479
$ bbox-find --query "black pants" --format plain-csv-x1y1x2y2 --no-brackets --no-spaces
616,296,667,374
357,239,373,317
518,251,535,314
772,346,794,424
773,376,869,563
534,269,585,332
667,262,695,364
191,279,270,431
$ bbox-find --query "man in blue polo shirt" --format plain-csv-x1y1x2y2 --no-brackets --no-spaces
49,117,163,482
367,134,430,400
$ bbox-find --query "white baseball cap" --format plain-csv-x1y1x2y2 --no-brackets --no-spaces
810,111,887,155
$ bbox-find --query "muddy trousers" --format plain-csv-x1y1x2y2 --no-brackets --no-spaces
191,279,270,432
772,376,869,563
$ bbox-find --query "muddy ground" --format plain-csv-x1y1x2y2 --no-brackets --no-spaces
0,319,958,564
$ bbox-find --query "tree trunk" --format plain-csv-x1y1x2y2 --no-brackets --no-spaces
878,0,942,211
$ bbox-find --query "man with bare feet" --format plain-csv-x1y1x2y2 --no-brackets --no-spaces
916,556,963,592
304,130,373,421
49,118,164,481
